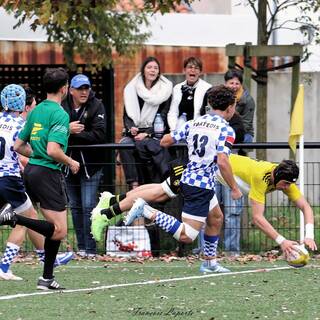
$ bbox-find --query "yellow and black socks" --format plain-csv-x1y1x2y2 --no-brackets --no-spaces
109,193,126,206
101,203,122,219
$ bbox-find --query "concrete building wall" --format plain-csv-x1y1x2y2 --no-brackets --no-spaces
191,0,231,14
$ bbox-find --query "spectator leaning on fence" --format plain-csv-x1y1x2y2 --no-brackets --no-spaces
119,56,173,190
167,56,211,131
61,74,106,258
224,69,255,146
0,68,80,290
215,112,245,256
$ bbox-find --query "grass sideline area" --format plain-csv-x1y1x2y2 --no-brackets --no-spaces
0,257,319,320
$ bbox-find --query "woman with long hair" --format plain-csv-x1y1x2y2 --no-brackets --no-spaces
119,57,173,190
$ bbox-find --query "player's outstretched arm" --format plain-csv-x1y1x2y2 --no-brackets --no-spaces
251,199,298,256
295,196,317,251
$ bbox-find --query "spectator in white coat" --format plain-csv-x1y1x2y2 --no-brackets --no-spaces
167,57,211,131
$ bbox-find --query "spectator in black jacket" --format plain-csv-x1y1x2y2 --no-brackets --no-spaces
62,74,106,257
224,69,255,156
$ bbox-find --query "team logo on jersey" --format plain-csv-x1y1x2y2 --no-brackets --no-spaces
173,179,180,187
193,120,220,130
0,123,13,131
262,172,272,185
173,165,184,177
31,123,43,136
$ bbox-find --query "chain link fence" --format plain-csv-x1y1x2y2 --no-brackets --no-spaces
1,143,319,256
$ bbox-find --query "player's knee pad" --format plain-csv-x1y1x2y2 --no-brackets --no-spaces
14,194,33,214
173,222,199,241
184,223,199,241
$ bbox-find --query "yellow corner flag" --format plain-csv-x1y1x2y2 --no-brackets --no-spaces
289,84,304,154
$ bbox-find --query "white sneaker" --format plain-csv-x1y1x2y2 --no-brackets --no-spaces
76,250,87,258
0,269,23,281
200,261,231,273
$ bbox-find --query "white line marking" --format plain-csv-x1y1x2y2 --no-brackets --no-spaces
64,264,281,269
0,266,291,301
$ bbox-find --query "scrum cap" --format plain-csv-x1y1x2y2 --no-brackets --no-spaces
1,84,26,112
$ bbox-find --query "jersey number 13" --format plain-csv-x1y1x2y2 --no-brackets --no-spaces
191,134,208,157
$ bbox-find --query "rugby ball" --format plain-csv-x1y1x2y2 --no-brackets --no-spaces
286,244,310,268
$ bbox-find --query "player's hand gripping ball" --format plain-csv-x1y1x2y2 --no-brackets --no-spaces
286,244,310,268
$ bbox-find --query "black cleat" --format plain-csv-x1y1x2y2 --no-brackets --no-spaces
37,277,65,290
0,204,17,227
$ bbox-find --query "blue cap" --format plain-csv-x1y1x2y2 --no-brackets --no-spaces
70,74,91,88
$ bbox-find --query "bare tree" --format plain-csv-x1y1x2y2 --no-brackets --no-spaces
245,0,319,159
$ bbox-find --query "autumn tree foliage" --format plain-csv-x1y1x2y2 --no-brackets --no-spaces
0,0,193,68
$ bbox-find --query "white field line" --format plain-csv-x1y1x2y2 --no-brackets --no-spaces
0,266,291,301
48,261,320,269
64,264,282,269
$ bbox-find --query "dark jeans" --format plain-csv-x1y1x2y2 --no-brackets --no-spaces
119,136,139,185
119,136,171,186
66,169,103,254
215,181,244,254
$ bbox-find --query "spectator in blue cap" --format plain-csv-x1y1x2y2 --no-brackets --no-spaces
70,74,91,88
62,74,106,258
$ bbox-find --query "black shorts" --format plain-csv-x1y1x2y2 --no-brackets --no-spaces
24,164,68,212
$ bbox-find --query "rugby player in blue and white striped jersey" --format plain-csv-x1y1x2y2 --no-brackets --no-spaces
125,85,242,273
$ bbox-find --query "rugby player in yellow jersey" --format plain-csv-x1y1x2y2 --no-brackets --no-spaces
216,154,317,256
92,154,317,257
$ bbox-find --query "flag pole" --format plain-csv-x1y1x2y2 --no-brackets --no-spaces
288,83,304,243
299,134,304,243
